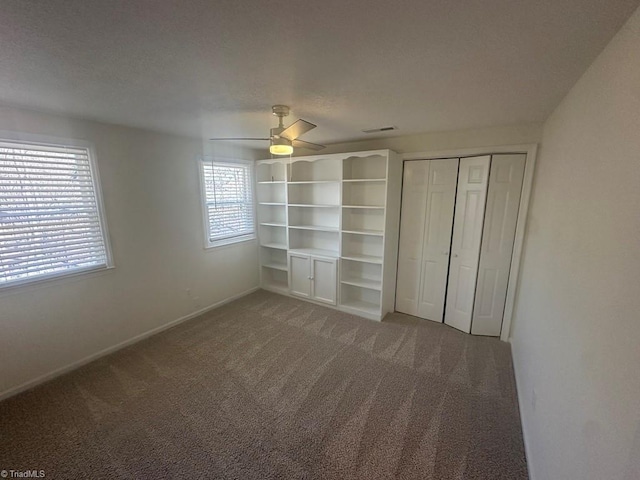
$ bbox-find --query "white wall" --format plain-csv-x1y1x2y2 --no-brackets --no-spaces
511,7,640,480
0,106,260,398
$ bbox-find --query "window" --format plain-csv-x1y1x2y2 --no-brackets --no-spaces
0,139,111,288
199,159,255,247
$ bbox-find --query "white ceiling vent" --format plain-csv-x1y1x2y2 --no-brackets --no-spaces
362,126,397,134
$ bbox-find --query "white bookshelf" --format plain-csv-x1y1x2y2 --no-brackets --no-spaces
256,150,401,320
343,154,387,180
287,156,341,260
288,182,340,206
288,205,339,230
256,161,287,182
257,160,289,293
289,158,341,182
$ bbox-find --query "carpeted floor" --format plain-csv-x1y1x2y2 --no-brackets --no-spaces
0,290,528,479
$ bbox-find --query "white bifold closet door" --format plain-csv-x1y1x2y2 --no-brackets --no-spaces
443,155,491,333
471,154,525,335
396,159,458,321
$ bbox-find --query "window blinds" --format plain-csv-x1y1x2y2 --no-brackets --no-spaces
0,140,109,287
201,161,255,244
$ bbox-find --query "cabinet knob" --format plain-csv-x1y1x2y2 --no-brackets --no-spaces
443,251,449,255
453,253,459,258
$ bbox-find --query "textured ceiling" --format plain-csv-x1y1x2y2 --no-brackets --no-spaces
0,0,638,149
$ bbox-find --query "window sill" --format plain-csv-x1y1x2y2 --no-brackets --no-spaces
205,235,257,250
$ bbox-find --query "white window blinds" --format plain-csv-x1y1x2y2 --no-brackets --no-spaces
201,160,255,246
0,140,110,287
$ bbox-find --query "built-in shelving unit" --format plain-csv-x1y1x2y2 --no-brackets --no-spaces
256,160,289,293
256,150,401,320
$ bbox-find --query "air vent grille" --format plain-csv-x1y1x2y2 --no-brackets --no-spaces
362,126,397,134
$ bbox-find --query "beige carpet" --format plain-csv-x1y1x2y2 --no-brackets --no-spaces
0,290,528,479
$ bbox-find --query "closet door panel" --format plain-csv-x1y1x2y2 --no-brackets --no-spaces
395,161,430,316
417,159,458,321
444,155,490,333
472,154,525,336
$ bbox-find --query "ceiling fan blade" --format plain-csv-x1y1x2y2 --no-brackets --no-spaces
209,137,270,141
292,139,326,151
279,119,316,141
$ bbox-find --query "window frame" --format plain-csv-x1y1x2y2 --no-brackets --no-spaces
0,132,114,291
198,156,256,249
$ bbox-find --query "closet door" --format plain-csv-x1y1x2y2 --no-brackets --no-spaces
416,159,458,321
444,155,490,333
396,159,458,321
472,154,525,336
395,161,430,316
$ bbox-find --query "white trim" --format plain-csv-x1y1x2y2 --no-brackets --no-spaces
401,143,537,161
0,265,116,294
0,132,114,290
510,341,537,480
501,144,537,341
197,156,256,249
0,286,260,402
204,234,256,250
401,143,538,341
86,142,115,268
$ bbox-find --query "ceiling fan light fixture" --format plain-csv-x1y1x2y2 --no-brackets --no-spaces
270,137,293,156
270,144,293,155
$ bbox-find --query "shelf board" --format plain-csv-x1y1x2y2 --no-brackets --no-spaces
342,178,387,183
260,222,286,227
342,205,385,210
289,225,339,233
342,229,384,236
261,242,288,250
289,204,340,208
262,262,288,272
341,254,383,264
288,180,340,184
340,277,382,291
259,202,286,206
258,181,286,184
340,298,381,315
289,248,339,258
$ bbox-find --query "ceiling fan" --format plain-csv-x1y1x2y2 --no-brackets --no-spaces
210,105,325,156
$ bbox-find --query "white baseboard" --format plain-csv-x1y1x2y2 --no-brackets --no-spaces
510,340,537,480
0,286,260,402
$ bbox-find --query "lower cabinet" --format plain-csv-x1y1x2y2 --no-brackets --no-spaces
288,253,337,305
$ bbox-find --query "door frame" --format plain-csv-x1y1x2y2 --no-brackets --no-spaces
401,143,538,342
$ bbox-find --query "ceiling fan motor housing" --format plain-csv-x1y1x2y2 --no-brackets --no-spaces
270,126,286,139
271,105,290,118
269,105,293,154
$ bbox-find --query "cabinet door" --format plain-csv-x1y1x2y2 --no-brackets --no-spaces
444,155,490,333
289,253,311,298
472,154,525,336
417,159,458,322
311,257,337,305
